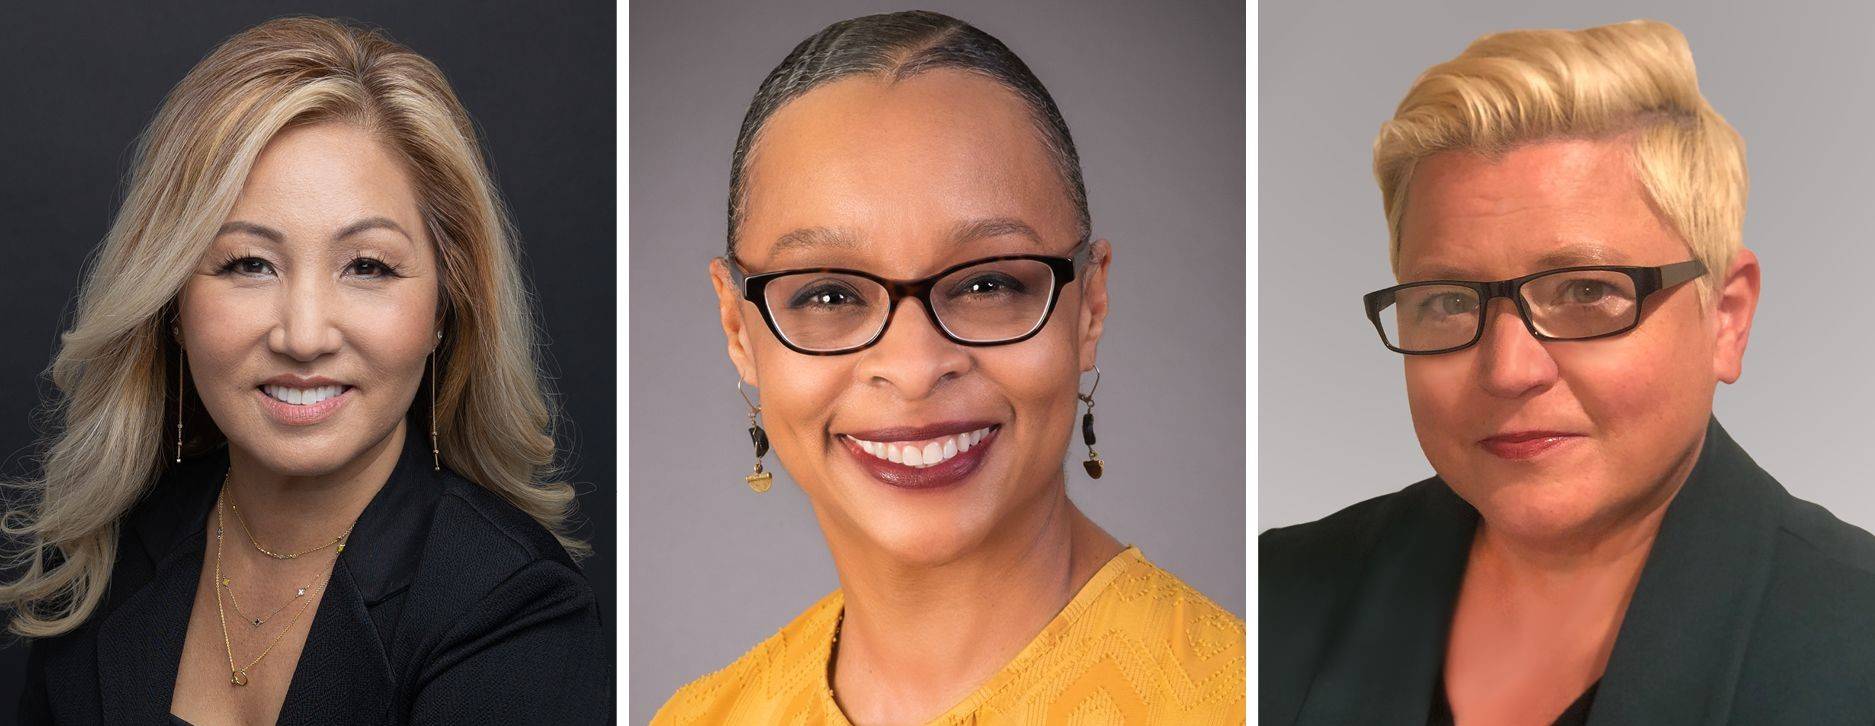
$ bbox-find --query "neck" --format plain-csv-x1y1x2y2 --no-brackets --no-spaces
826,474,1124,724
225,422,407,553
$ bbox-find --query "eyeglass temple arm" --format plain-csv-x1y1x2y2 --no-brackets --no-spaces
722,255,750,288
1069,236,1096,272
1659,259,1706,288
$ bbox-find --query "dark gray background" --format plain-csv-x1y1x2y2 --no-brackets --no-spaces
0,1,615,712
628,0,1244,722
1260,1,1875,533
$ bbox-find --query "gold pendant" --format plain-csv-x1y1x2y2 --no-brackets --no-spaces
746,470,773,493
1083,455,1104,479
230,670,248,686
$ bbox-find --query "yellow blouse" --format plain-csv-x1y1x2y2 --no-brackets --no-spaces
652,546,1246,725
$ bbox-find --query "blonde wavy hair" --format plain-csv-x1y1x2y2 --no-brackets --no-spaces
1374,19,1747,294
0,16,583,638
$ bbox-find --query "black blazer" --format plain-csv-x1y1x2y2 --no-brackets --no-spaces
18,431,610,725
1261,418,1875,725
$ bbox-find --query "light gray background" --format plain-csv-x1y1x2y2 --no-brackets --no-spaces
630,1,1244,722
1260,1,1875,533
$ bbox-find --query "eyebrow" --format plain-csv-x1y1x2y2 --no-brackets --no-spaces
769,217,1045,257
334,216,414,243
1409,242,1629,280
772,226,861,254
215,217,415,246
948,217,1044,247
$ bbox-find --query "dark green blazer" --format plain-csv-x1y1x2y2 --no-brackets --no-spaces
1260,418,1875,724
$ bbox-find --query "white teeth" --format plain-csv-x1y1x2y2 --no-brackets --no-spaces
263,384,346,406
846,427,994,469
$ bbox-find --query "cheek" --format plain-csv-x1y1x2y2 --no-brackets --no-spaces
747,341,848,453
1402,358,1473,437
177,281,269,377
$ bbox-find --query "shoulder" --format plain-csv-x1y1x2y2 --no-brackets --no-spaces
1098,548,1245,648
424,471,580,572
1774,492,1875,579
651,591,843,725
391,472,609,721
394,471,599,658
965,549,1244,722
1259,477,1442,592
1758,490,1875,640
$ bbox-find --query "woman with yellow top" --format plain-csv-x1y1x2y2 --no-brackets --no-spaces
653,10,1244,725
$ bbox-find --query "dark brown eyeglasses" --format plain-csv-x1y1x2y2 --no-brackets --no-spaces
1362,260,1706,355
724,240,1093,355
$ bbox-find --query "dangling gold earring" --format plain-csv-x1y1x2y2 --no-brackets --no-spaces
174,330,186,464
431,331,442,472
1077,365,1103,479
739,380,772,493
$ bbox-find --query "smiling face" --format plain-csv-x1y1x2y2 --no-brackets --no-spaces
1396,137,1742,543
713,70,1109,566
178,121,440,478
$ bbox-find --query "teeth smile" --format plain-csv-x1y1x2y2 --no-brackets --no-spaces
261,385,347,406
845,427,993,468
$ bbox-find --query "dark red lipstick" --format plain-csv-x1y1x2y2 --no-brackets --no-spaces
1479,430,1582,460
838,422,1000,490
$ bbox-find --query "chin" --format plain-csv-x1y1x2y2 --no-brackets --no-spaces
857,507,993,568
1466,478,1614,542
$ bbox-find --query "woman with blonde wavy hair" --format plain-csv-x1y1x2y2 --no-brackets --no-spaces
5,17,606,725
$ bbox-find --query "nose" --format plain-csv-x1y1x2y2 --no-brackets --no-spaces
267,276,343,362
1475,298,1558,399
852,299,971,400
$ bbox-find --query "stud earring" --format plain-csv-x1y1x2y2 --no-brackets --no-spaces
1077,366,1103,479
738,380,772,493
431,331,442,472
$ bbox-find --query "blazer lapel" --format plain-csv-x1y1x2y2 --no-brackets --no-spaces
276,559,395,725
1294,480,1479,724
1589,419,1781,725
94,454,223,724
275,429,433,725
94,536,204,724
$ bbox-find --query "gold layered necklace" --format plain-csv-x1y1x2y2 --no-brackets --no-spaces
212,470,353,687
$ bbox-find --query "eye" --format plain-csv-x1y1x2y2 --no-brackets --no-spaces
952,272,1026,297
786,282,867,310
218,257,275,277
1423,293,1476,316
345,257,401,279
1562,280,1611,304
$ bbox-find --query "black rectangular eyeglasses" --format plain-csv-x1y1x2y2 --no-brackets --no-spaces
723,239,1093,355
1362,259,1706,355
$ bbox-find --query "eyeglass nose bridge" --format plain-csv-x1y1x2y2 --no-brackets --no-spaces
859,275,961,350
1472,278,1548,345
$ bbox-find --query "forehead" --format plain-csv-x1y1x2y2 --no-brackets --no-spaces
227,121,423,241
738,69,1079,269
1396,137,1688,280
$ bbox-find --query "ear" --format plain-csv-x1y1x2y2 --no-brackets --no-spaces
710,258,761,387
1076,239,1113,371
1711,247,1760,384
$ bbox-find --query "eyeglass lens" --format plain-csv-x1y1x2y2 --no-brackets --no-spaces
761,258,1060,351
1375,269,1640,352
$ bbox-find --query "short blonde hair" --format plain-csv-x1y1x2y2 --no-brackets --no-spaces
1374,20,1747,290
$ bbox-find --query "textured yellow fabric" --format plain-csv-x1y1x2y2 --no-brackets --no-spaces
652,547,1246,725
